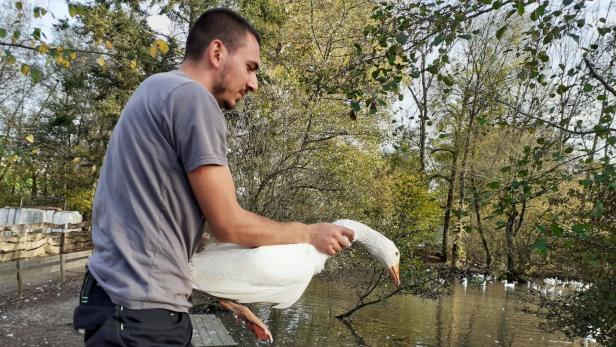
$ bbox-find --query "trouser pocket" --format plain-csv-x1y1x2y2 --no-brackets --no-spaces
73,270,116,330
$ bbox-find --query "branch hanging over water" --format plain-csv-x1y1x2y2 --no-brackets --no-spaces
335,264,455,321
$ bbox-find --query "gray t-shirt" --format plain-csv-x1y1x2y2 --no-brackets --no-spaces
88,70,227,312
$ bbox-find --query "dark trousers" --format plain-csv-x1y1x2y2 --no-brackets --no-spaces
73,271,193,346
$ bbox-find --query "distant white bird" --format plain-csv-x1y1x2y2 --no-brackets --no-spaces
503,280,516,289
190,219,401,341
544,278,556,286
584,326,600,347
461,277,468,287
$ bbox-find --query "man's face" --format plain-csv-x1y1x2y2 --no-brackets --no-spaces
212,33,260,110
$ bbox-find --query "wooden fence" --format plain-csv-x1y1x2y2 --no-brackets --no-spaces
0,222,92,294
0,250,92,294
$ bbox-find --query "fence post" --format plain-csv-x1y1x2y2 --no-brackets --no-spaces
16,259,23,295
60,225,66,281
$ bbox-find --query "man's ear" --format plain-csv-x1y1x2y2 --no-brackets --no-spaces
206,39,226,68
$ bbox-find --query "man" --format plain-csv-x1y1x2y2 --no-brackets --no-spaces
73,8,354,346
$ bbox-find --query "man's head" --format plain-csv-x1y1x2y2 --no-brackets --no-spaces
184,8,261,110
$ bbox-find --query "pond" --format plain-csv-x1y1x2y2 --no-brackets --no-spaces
212,277,593,346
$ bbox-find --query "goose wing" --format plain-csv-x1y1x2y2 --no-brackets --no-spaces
190,243,327,308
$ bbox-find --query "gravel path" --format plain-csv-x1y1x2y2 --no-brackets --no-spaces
0,270,84,347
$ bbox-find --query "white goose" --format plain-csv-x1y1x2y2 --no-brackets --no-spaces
190,219,401,342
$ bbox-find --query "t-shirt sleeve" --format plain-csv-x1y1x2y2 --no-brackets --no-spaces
167,83,228,172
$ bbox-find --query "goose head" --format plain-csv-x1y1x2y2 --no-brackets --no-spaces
334,219,401,286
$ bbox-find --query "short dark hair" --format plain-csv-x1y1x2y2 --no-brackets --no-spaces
184,8,261,61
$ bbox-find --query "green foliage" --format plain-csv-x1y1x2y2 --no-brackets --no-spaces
66,188,94,217
390,170,440,249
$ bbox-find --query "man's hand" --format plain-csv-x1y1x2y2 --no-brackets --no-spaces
308,223,354,256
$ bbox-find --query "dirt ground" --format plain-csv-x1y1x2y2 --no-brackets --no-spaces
0,270,85,347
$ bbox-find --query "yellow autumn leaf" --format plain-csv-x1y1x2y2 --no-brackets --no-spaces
149,44,158,58
20,64,30,75
72,157,81,163
96,56,105,67
129,60,137,70
31,148,40,155
37,44,49,54
25,134,34,143
70,52,77,60
105,40,113,49
155,39,169,54
9,154,18,163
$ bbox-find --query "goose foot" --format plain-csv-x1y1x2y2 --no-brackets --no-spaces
218,299,273,343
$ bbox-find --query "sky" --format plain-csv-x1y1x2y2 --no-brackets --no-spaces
27,0,171,40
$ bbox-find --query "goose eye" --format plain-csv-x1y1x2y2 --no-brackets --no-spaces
395,251,399,256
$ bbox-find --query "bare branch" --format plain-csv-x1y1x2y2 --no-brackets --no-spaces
584,57,616,97
0,42,123,59
494,97,616,134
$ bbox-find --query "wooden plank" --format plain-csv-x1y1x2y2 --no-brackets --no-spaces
190,314,236,346
0,233,49,243
0,250,91,276
209,316,236,345
22,255,62,270
0,222,89,233
0,246,47,262
0,234,49,251
205,316,224,346
191,315,213,347
0,229,92,262
65,250,92,259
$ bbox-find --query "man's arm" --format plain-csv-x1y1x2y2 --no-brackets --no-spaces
187,165,353,255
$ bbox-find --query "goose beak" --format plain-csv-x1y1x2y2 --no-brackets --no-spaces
388,264,400,286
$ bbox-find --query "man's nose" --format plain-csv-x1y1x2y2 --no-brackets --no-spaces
247,73,258,92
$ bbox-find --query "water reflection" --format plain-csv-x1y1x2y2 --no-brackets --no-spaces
212,277,586,346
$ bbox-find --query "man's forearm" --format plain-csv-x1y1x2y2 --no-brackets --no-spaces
211,208,312,247
187,165,351,254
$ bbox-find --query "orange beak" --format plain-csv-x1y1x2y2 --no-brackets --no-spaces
388,264,400,286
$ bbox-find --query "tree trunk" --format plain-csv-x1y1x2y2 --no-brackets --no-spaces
441,148,458,262
409,48,433,176
505,207,518,277
452,89,478,265
471,174,491,269
31,172,37,199
419,53,429,175
43,169,48,196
